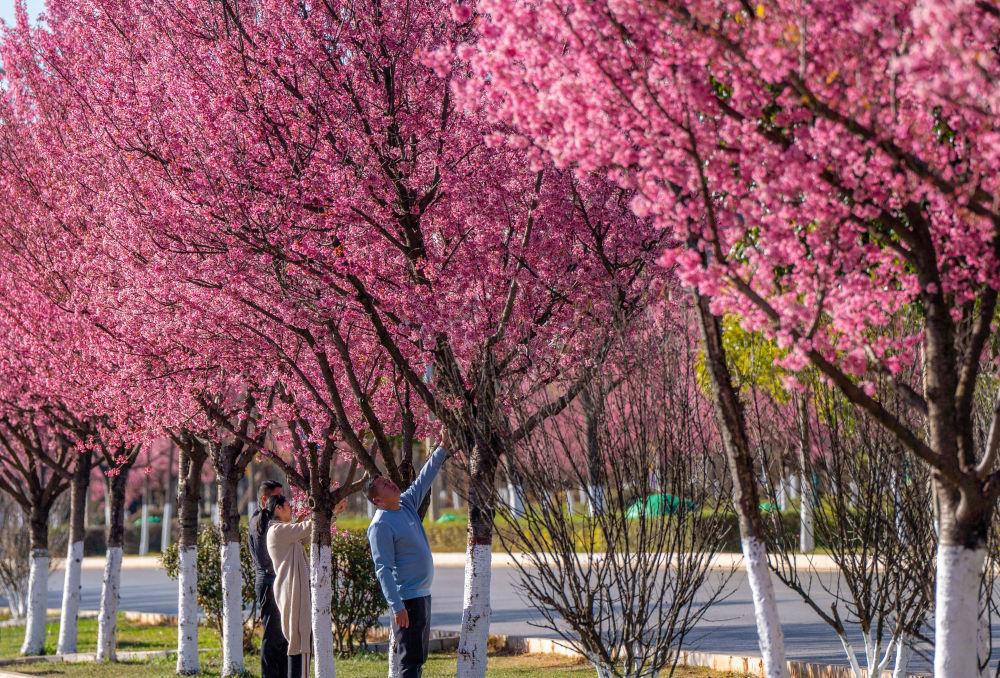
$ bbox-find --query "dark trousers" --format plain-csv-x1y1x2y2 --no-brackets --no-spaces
256,580,289,678
391,595,431,678
288,651,310,678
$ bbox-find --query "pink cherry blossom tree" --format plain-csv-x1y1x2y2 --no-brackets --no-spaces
463,1,1000,674
0,5,662,678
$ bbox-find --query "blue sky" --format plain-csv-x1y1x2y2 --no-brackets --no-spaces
0,0,46,26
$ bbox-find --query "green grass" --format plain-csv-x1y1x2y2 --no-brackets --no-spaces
7,651,747,677
0,616,221,659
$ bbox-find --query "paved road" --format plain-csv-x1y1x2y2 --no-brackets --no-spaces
3,565,949,673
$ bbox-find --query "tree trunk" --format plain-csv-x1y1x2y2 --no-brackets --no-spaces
20,503,50,656
97,469,128,662
218,469,245,676
892,636,911,678
311,500,337,678
693,292,789,678
796,395,815,553
456,438,497,678
933,473,991,678
581,384,605,516
58,452,91,654
176,441,204,675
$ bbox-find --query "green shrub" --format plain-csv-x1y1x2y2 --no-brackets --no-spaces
161,524,257,651
330,530,389,655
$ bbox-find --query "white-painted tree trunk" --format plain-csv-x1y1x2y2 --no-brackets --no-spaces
505,483,525,519
587,484,605,516
211,503,220,526
57,540,84,654
96,546,123,662
1,583,26,619
160,504,172,553
833,631,863,678
776,478,789,511
456,543,492,678
387,625,400,678
979,599,991,678
451,492,460,508
20,549,49,655
566,491,575,515
892,636,911,678
176,545,200,675
741,537,790,678
220,541,244,675
139,504,150,556
310,543,336,678
934,545,986,678
104,501,111,528
799,472,814,553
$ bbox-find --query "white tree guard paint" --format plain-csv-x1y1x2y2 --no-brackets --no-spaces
892,635,911,678
220,541,245,675
799,476,814,552
160,504,172,552
505,483,525,519
310,543,337,678
104,501,110,528
139,504,150,556
566,491,575,515
979,600,991,678
934,545,986,678
20,550,49,655
776,478,789,511
741,537,790,678
96,546,123,662
1,583,25,619
212,503,220,525
456,543,492,678
176,546,200,675
57,540,85,654
587,485,605,516
386,625,399,678
833,632,863,678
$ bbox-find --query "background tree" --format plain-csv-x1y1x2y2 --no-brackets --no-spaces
463,2,1000,673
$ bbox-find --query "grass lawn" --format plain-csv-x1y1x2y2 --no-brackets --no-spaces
8,651,749,677
0,616,220,658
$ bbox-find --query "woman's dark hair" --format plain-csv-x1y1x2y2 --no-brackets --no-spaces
256,493,288,537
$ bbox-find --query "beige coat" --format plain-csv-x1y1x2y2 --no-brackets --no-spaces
266,518,312,655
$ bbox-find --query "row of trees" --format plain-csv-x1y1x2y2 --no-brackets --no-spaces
460,1,1000,676
1,0,999,676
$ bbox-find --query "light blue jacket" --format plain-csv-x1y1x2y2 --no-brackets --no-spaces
367,445,447,612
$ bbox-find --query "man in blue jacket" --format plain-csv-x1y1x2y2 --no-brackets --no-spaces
366,431,454,678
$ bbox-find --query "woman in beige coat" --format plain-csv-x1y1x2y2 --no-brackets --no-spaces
261,493,347,678
262,494,313,678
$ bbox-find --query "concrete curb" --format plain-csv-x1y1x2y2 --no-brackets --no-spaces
495,635,932,678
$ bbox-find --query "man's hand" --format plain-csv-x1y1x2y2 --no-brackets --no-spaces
333,498,348,517
439,426,455,456
394,608,409,629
